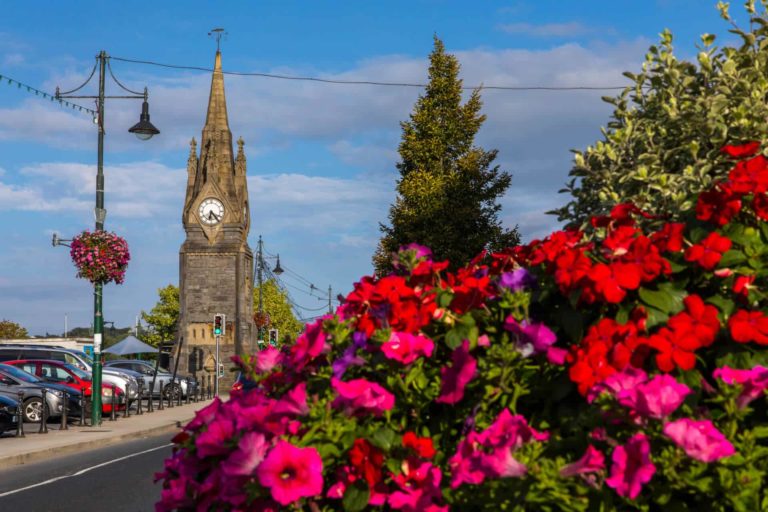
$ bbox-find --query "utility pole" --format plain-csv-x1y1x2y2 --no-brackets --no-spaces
328,285,333,314
257,235,264,343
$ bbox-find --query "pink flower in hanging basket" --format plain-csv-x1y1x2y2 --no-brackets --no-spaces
69,230,130,285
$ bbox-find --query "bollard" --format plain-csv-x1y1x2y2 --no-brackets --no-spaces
158,382,164,411
123,384,130,418
15,390,24,438
167,382,174,408
136,387,143,415
60,391,69,431
185,379,191,405
79,389,87,427
38,389,48,434
177,382,183,407
110,386,117,421
147,383,154,413
207,375,212,399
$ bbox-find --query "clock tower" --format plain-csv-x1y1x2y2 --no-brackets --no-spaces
176,49,254,380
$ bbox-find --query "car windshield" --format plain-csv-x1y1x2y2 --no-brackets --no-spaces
64,364,91,380
0,363,42,383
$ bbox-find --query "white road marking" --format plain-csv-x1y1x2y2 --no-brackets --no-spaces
0,443,172,498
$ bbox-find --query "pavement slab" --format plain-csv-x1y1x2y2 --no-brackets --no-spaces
0,395,223,468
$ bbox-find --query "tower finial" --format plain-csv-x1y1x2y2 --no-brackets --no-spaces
208,28,227,52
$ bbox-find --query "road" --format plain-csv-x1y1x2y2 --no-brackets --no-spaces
0,432,173,512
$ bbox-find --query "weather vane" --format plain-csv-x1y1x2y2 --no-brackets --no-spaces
208,28,227,51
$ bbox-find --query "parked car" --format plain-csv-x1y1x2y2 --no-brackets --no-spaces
0,363,73,422
0,345,144,403
5,359,123,414
105,359,197,398
0,395,19,433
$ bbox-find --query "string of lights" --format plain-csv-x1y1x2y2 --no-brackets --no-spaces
0,72,96,115
110,55,628,91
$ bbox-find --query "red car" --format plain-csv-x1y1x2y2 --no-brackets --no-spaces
6,359,125,413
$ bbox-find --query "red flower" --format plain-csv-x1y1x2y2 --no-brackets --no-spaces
621,236,671,283
728,154,768,194
403,432,436,459
721,141,761,159
444,266,493,314
349,439,384,487
729,310,768,345
752,193,768,221
696,184,742,226
733,275,756,300
526,229,584,265
684,232,732,270
588,262,641,303
603,226,639,257
650,223,685,253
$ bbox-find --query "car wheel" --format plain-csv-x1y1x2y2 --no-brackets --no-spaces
163,383,181,401
23,398,43,423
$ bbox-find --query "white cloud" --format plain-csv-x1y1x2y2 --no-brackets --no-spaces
3,53,24,66
497,21,609,38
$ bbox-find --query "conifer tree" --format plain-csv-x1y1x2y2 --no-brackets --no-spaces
374,37,519,273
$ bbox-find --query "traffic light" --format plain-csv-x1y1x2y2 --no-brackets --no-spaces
213,314,226,336
268,329,278,346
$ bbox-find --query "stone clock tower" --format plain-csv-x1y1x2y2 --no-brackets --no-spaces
176,50,254,379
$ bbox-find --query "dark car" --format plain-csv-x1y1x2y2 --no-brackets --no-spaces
0,395,19,433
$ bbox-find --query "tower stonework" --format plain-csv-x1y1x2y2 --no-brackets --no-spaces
177,50,254,384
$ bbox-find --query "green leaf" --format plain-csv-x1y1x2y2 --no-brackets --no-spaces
644,306,669,330
706,295,735,318
445,328,463,350
370,427,398,451
638,285,686,315
720,250,748,267
751,426,768,439
342,479,370,512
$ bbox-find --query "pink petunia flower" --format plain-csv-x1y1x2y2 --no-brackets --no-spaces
221,431,269,476
713,365,768,408
606,433,656,499
257,440,324,505
560,445,606,477
331,377,395,416
195,415,235,458
588,367,648,403
381,331,435,365
290,318,329,370
618,374,691,419
272,382,309,416
255,346,284,373
504,317,557,356
436,341,477,404
663,418,735,463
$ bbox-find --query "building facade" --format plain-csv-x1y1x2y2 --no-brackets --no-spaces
176,50,255,382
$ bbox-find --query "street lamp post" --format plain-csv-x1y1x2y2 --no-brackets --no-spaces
254,235,283,346
55,50,159,426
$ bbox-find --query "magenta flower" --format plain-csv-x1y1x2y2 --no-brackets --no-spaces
663,418,735,463
272,382,309,416
606,433,656,499
449,431,489,488
331,377,395,416
257,440,324,505
381,331,435,365
436,341,477,404
482,409,549,449
498,268,536,292
255,346,284,373
195,416,235,457
290,318,329,370
185,397,222,432
560,445,606,477
713,365,768,408
221,431,268,476
504,317,557,357
588,367,648,403
618,374,691,419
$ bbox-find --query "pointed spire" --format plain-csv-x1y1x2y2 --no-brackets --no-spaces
204,51,230,132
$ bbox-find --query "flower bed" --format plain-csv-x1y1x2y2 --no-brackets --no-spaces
70,230,130,285
158,142,768,511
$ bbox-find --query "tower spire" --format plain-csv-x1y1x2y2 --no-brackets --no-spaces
203,50,230,134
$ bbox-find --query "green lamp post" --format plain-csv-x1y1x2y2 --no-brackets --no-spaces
55,50,159,426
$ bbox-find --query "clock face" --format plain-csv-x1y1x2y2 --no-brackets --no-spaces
198,198,224,225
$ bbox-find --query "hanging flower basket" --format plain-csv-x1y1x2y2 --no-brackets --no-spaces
69,230,130,285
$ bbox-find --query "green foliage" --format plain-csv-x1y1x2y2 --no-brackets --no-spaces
554,3,768,227
253,278,303,342
141,284,179,347
0,319,28,339
374,36,519,274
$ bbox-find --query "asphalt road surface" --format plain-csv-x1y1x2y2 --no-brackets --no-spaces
0,432,173,512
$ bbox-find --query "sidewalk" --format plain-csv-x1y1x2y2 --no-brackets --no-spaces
0,395,224,468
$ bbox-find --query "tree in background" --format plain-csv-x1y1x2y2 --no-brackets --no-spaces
141,284,179,347
553,2,768,227
253,278,303,343
374,36,519,274
0,320,28,339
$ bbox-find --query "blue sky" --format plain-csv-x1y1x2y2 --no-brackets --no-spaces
0,1,751,335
